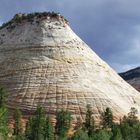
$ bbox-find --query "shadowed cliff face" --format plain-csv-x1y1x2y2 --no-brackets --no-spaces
119,67,140,92
0,12,140,122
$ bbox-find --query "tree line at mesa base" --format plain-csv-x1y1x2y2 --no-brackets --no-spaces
0,87,140,140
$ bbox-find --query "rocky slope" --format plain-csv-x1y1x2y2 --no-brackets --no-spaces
0,12,140,122
119,67,140,92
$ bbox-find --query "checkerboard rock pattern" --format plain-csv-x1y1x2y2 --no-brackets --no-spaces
0,13,140,122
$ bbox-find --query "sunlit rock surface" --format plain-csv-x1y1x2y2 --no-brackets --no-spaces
0,13,140,122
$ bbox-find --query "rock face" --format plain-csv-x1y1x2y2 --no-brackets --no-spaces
119,67,140,92
0,12,140,122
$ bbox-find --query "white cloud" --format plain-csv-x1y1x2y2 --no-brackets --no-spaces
0,21,2,26
111,63,139,73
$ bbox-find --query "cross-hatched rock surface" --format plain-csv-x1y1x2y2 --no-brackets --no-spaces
0,12,140,122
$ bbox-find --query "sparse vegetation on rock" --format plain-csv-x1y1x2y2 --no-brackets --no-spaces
0,12,68,30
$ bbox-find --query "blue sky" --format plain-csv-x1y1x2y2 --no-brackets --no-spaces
0,0,140,72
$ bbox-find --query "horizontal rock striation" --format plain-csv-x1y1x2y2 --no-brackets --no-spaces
0,12,140,122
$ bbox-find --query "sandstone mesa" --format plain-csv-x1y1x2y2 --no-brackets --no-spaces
0,12,140,123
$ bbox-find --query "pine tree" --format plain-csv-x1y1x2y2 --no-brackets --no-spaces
13,109,22,135
25,117,34,140
33,105,45,140
33,106,45,140
120,107,140,140
84,104,95,137
111,127,123,140
55,110,71,138
0,87,9,139
0,107,9,140
0,87,8,108
13,109,24,140
75,117,83,130
43,115,54,140
93,129,112,140
120,121,135,140
101,107,113,129
70,129,89,140
127,107,139,126
25,105,46,140
133,122,140,140
128,107,138,119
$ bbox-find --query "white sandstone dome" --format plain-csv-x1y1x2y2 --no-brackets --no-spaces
0,12,140,122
